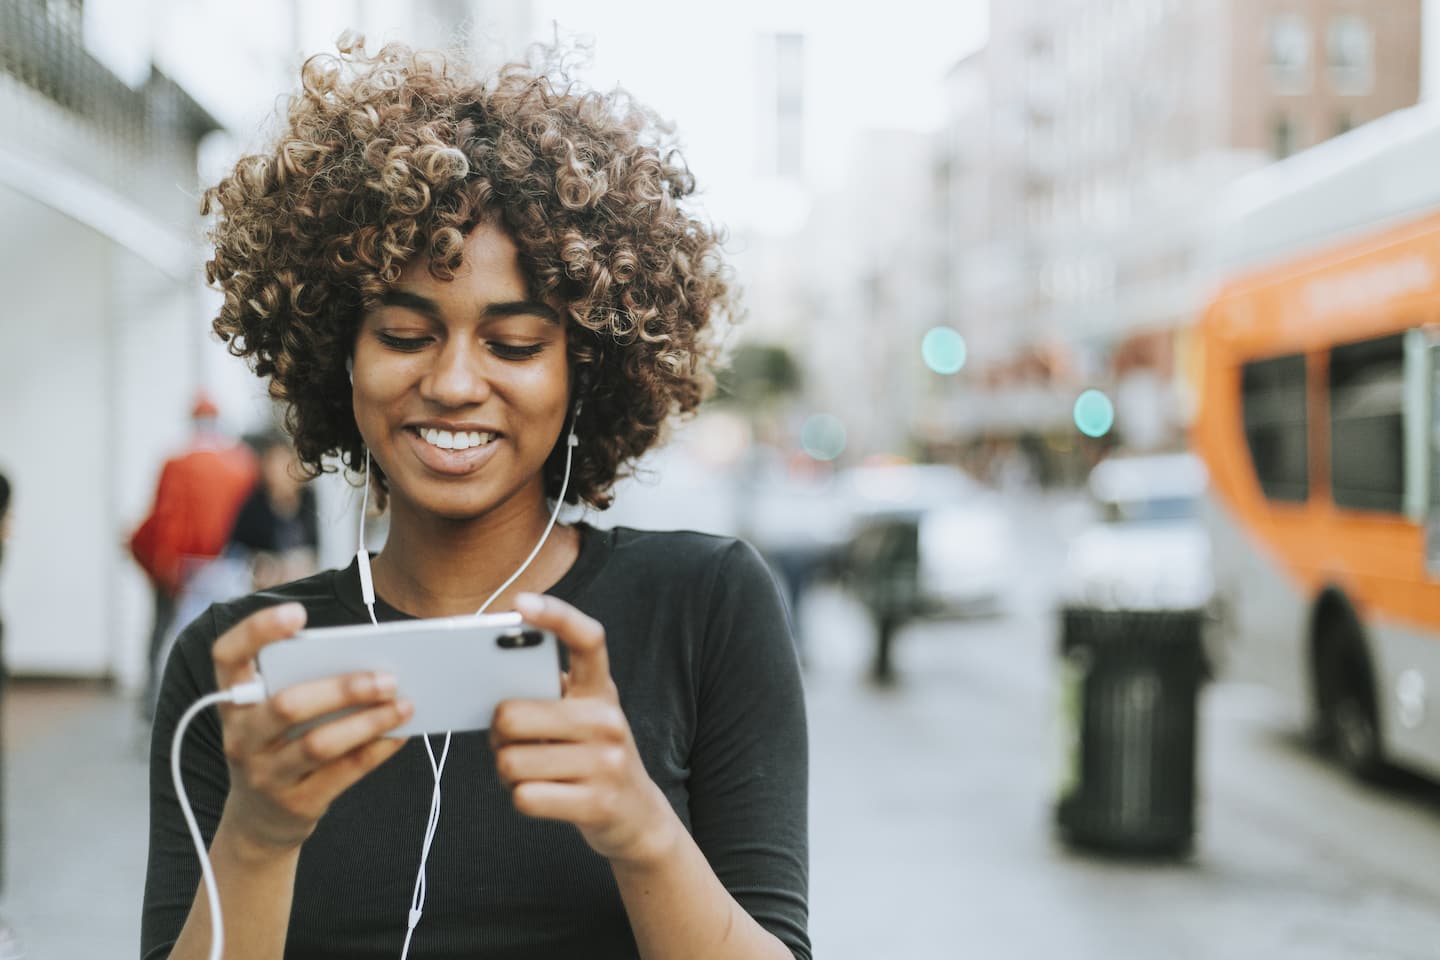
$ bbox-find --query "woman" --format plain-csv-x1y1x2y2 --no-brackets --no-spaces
142,36,809,960
229,432,320,591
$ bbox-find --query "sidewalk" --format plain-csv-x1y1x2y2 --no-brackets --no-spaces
2,680,148,958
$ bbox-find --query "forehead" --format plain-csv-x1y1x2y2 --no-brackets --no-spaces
397,222,528,297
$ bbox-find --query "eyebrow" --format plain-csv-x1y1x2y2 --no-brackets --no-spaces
379,290,561,325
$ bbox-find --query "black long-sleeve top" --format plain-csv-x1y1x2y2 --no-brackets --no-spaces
142,524,810,959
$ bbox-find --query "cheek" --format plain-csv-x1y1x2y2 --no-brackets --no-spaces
512,357,572,416
349,367,409,449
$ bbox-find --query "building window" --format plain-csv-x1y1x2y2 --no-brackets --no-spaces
1272,113,1299,159
1330,334,1405,513
1328,15,1374,95
1268,14,1312,94
1242,354,1309,503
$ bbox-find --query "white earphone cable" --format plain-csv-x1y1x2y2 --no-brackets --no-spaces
170,681,267,960
374,408,580,960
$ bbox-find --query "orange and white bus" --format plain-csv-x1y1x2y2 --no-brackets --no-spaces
1193,104,1440,782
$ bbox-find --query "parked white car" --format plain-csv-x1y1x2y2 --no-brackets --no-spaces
1061,453,1214,612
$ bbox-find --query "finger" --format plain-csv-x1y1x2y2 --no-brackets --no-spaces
213,602,307,690
514,593,612,698
490,698,627,749
291,735,409,809
246,671,399,748
267,698,414,785
510,781,601,826
493,742,626,788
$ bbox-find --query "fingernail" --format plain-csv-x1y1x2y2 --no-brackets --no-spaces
396,698,414,717
515,593,543,616
374,672,397,695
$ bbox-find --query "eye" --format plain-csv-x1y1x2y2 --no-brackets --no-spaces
376,331,433,352
489,342,545,360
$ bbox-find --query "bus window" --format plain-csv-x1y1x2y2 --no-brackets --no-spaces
1330,333,1405,513
1242,354,1309,503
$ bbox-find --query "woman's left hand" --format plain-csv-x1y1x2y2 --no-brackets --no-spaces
491,592,677,866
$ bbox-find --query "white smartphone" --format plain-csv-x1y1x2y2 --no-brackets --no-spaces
255,613,562,738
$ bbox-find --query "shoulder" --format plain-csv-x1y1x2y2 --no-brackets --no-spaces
601,526,771,582
595,526,781,615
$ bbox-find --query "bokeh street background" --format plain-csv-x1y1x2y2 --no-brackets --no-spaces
4,1,1440,957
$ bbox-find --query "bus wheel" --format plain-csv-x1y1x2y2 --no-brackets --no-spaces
1316,618,1387,782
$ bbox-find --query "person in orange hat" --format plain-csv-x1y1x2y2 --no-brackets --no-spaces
130,394,259,717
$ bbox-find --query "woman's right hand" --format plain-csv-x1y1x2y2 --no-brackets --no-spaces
210,602,412,854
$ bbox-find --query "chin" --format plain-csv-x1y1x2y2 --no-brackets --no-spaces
399,478,536,524
415,493,504,523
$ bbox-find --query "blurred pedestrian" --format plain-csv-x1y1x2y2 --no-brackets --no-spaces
129,394,258,717
228,431,319,590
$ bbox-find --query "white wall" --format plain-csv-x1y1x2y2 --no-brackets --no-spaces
0,188,137,677
0,184,243,685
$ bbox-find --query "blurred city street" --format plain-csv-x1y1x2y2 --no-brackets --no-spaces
6,1,1440,957
5,491,1440,959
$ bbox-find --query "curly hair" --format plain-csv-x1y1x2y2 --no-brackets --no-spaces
203,34,735,509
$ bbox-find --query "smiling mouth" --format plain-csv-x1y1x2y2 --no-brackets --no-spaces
409,427,501,451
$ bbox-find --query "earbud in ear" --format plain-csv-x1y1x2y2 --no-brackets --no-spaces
347,357,354,385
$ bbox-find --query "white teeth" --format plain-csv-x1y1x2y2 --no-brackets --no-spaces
419,428,496,451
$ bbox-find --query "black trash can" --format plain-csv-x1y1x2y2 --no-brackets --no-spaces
1055,606,1205,857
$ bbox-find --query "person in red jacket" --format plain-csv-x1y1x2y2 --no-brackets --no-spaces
130,394,258,715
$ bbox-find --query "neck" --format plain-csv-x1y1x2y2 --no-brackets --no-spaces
368,489,578,618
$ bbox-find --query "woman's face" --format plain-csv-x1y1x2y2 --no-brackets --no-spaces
352,222,570,523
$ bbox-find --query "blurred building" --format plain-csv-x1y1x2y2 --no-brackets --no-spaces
746,124,948,463
0,0,536,684
941,0,1422,466
0,0,221,678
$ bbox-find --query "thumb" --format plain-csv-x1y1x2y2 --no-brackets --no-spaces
515,593,612,699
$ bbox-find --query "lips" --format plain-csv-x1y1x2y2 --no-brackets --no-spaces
403,426,503,477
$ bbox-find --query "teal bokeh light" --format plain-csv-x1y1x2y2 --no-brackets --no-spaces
921,327,967,375
1073,389,1116,438
800,414,848,461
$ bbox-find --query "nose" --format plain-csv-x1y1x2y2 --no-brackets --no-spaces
419,340,492,408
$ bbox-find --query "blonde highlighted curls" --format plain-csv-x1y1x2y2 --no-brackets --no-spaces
204,34,734,508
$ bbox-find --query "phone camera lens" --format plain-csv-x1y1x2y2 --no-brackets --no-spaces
495,630,541,653
496,630,544,650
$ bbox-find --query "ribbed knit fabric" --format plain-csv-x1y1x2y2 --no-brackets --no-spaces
142,524,810,959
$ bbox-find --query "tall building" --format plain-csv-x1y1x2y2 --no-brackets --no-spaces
935,6,1075,459
942,0,1422,459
